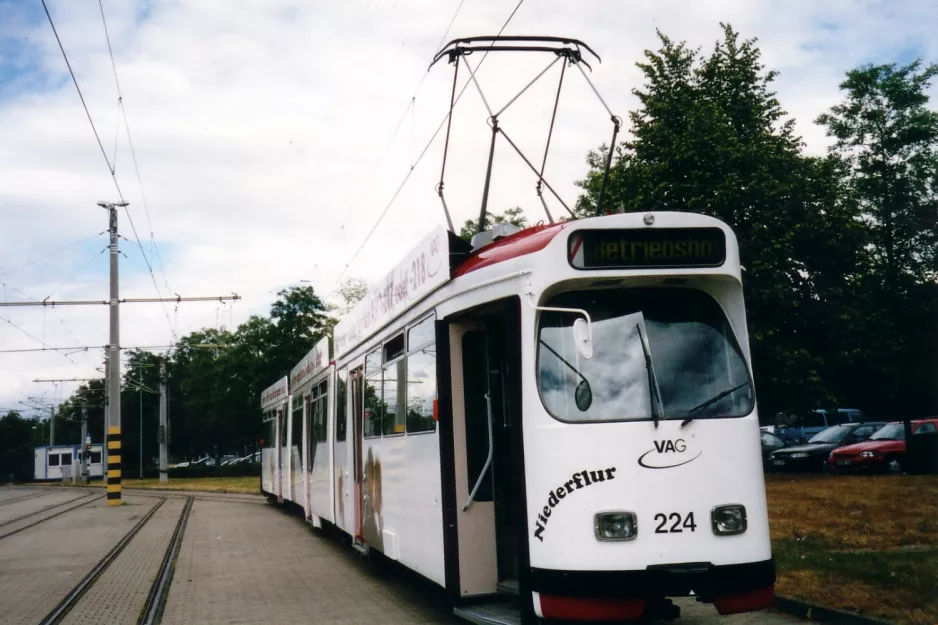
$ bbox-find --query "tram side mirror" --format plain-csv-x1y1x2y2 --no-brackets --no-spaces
573,317,593,360
575,379,593,412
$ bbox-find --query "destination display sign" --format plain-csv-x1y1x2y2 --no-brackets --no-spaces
290,337,330,390
334,225,456,357
260,376,288,412
568,227,726,269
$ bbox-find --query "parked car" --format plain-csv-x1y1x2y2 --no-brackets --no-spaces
760,430,787,471
768,422,886,473
827,419,938,474
770,408,868,444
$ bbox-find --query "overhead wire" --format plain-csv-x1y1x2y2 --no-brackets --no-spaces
319,0,470,263
41,0,177,342
331,0,525,289
98,0,178,340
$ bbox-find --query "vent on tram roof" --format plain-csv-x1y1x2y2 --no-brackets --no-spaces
470,222,521,252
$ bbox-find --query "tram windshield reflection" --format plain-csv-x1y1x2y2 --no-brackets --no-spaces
537,288,754,423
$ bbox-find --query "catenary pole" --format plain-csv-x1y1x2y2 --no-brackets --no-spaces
100,200,127,506
159,360,168,483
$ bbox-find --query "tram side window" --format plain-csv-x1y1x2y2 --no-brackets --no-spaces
406,340,437,434
383,358,406,435
292,395,304,447
313,381,329,441
279,409,288,447
335,368,348,442
364,348,383,438
263,415,276,449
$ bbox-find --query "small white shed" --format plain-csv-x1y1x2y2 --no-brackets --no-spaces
34,444,104,481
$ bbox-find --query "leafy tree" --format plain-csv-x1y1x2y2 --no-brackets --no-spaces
817,61,938,293
816,60,938,416
574,25,866,415
0,410,37,482
458,206,528,241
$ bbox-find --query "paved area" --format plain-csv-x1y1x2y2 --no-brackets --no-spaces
0,494,160,625
161,500,461,624
0,489,88,525
62,497,187,625
0,486,807,624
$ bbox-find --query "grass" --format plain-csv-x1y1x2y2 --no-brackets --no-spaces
766,473,938,624
49,476,261,495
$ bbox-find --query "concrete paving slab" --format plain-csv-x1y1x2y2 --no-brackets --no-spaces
0,489,89,525
60,497,187,625
0,495,160,625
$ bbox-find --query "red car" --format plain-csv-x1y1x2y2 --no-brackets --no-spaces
827,419,938,473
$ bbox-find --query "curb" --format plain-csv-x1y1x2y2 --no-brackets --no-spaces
775,595,895,625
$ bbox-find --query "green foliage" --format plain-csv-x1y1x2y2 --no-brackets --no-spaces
0,411,38,482
816,60,938,415
575,24,936,418
458,206,528,242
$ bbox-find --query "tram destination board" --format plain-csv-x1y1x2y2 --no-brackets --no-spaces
568,227,726,270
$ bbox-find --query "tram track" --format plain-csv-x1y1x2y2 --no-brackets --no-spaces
138,496,194,625
26,496,194,625
0,490,50,507
37,497,168,625
0,492,102,539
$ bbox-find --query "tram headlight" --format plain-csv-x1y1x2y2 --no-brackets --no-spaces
594,511,637,541
711,505,747,536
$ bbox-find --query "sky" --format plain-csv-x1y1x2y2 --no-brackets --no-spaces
1,0,936,419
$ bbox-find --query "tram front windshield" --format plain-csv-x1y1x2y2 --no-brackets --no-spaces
537,288,754,423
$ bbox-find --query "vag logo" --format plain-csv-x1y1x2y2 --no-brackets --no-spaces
638,439,701,469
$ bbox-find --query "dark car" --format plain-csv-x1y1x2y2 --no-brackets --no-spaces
769,422,886,473
760,430,787,471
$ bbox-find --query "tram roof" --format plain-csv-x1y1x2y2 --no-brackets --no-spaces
330,211,738,360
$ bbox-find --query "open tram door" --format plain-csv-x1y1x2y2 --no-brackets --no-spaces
442,297,532,623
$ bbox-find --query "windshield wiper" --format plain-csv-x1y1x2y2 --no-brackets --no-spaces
636,323,662,428
681,381,750,427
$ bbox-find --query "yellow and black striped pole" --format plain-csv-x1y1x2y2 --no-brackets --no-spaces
107,425,121,505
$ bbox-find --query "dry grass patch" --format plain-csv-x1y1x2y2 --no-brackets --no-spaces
54,476,262,494
767,474,938,624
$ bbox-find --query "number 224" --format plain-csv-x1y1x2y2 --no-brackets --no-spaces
654,512,697,533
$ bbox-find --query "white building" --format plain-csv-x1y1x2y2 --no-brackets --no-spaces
34,444,104,481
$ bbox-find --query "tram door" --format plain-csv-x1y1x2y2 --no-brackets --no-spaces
451,299,524,596
349,366,365,544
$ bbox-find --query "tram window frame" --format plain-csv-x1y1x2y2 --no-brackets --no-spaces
535,288,754,425
335,368,348,442
382,355,406,437
313,380,329,442
279,409,288,447
364,348,382,439
292,395,304,448
406,314,437,435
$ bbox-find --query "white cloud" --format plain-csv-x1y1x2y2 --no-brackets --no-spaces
1,0,936,413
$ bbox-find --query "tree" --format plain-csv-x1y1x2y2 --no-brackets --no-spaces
816,60,938,416
458,206,528,242
0,410,37,482
574,25,866,415
323,277,369,334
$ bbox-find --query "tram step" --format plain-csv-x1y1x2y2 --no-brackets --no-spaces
351,540,369,556
496,579,519,595
454,602,522,625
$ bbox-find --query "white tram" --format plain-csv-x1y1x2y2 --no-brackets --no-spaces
260,212,775,623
